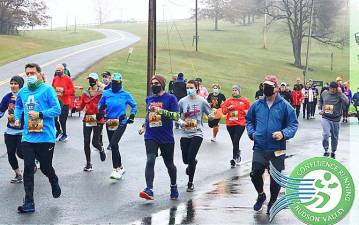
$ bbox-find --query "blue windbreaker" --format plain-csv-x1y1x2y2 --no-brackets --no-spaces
246,95,298,151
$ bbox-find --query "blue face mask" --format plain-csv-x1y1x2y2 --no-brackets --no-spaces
26,75,38,84
187,88,196,97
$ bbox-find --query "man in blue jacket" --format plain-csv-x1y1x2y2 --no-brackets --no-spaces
246,75,298,214
14,63,62,213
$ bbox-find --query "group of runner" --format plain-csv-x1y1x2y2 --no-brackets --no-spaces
0,63,354,214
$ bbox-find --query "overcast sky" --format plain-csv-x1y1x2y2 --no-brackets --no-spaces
46,0,195,27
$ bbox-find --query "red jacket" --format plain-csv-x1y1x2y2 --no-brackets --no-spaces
77,89,104,124
221,97,251,126
52,75,75,105
291,90,304,106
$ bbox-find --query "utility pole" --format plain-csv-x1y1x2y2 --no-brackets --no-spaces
263,0,267,49
50,17,53,31
304,0,314,84
66,15,68,31
74,17,77,33
147,0,156,96
195,0,198,52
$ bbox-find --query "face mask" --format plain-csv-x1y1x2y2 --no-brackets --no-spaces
263,84,275,97
213,88,219,95
89,78,97,87
111,82,122,93
55,70,63,76
103,78,110,85
26,75,38,84
187,88,196,97
151,85,162,95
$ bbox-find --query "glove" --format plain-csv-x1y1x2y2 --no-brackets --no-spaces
127,114,135,124
96,111,105,120
119,114,127,122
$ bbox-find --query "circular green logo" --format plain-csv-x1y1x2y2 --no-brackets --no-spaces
287,157,355,225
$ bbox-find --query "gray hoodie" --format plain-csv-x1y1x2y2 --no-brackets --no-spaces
319,90,349,122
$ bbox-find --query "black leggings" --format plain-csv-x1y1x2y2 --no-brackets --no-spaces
106,124,127,169
4,134,23,171
293,105,301,118
311,99,317,116
145,140,177,189
226,125,245,159
55,105,69,135
343,103,350,119
22,142,58,201
180,136,203,183
303,100,312,119
83,123,103,163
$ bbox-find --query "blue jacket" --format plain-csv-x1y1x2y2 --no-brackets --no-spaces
14,83,61,143
98,88,137,124
246,95,298,152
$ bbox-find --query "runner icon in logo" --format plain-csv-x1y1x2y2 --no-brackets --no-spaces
269,157,355,225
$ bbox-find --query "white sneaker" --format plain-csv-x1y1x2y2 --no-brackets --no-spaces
235,157,241,166
110,167,125,180
211,137,216,142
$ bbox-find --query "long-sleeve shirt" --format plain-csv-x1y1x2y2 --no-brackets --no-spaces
52,75,75,105
0,92,24,135
15,83,61,143
319,90,349,122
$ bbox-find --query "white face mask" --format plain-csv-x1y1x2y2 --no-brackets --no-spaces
26,75,38,84
213,88,219,95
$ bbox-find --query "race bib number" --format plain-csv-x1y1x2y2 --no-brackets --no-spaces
229,111,239,121
324,105,334,114
184,118,198,133
56,87,64,96
148,112,162,128
8,114,15,127
28,118,44,133
84,114,97,127
106,119,119,131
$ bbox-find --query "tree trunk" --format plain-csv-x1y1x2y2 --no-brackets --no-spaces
247,15,251,24
242,16,246,25
252,14,255,23
214,16,218,30
292,36,303,67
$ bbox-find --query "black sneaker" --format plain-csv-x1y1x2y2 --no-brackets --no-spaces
106,145,112,151
83,163,93,172
51,181,61,198
17,199,35,213
323,152,330,157
11,174,23,184
99,148,106,162
230,159,236,168
267,200,275,214
187,182,194,192
253,193,267,211
330,152,336,159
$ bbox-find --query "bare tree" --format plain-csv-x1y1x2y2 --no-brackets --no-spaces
198,0,229,30
94,0,111,25
264,0,346,68
226,0,264,25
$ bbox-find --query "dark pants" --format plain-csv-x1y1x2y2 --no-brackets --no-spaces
22,142,58,201
4,134,23,170
293,105,301,118
303,100,312,119
342,103,350,119
226,125,245,159
180,136,203,183
311,99,317,117
145,140,177,189
106,124,127,169
55,105,69,136
250,151,285,202
83,123,103,163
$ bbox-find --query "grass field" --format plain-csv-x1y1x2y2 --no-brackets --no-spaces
74,19,350,118
0,29,105,66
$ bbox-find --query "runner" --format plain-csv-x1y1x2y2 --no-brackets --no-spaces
302,82,314,120
295,77,304,90
342,81,352,123
311,84,319,119
52,64,75,142
77,73,106,172
178,80,213,192
172,73,187,129
0,76,25,183
352,88,359,123
195,78,209,99
291,84,304,118
221,84,250,168
319,81,349,159
138,75,179,200
279,82,292,104
101,71,112,90
255,83,264,100
207,84,226,142
98,72,137,180
246,75,298,214
15,63,62,213
62,63,71,77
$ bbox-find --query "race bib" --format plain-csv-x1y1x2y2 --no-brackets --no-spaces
229,111,239,121
184,118,198,133
106,119,120,131
84,114,97,127
8,114,15,127
324,105,334,114
28,118,44,133
56,87,64,96
148,112,162,128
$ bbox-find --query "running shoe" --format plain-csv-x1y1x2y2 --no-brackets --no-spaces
235,156,241,166
110,167,125,180
211,137,216,142
267,200,275,214
170,184,179,200
186,182,194,192
51,181,61,198
59,134,69,142
17,199,35,213
139,187,154,200
330,152,336,159
10,174,23,184
56,132,63,142
323,151,330,157
230,159,236,168
106,145,112,151
253,193,267,211
83,163,93,172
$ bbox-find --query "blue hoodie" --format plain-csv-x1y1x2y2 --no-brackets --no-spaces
98,88,137,124
14,83,61,143
246,95,298,152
